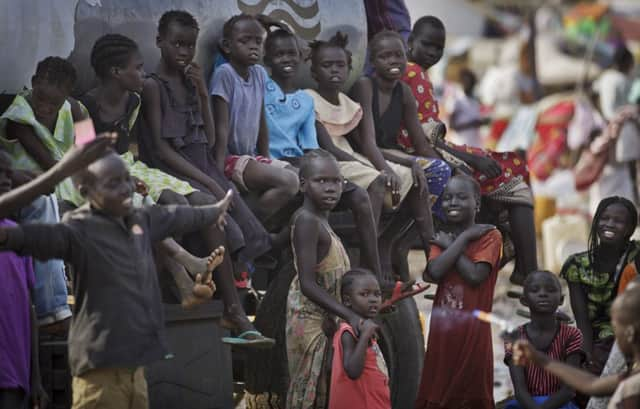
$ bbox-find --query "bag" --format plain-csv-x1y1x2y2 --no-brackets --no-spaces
574,148,608,191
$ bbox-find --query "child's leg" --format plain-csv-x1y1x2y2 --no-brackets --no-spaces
367,175,387,225
507,204,537,285
242,160,299,221
405,185,435,261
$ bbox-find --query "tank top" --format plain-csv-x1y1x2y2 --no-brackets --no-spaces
371,77,404,150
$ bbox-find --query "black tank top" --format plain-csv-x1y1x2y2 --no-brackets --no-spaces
371,77,404,150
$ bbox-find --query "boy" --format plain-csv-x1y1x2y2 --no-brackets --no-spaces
0,151,232,409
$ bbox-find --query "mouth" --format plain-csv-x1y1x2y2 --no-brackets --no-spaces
329,76,343,83
601,229,617,239
176,59,188,67
389,67,401,74
447,209,461,217
249,52,259,60
368,306,379,315
322,196,338,205
283,65,294,73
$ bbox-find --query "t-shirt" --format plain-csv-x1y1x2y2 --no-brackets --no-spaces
504,323,584,396
264,79,318,159
210,63,268,156
0,218,35,392
608,371,640,409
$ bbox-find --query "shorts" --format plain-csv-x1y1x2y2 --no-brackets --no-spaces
72,367,148,409
224,155,290,192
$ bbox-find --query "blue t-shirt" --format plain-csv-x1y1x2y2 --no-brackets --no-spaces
264,79,318,159
210,63,267,156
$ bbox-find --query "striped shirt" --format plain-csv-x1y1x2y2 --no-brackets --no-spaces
505,323,584,396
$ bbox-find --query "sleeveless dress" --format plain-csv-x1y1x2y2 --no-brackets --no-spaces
286,214,351,409
137,73,271,262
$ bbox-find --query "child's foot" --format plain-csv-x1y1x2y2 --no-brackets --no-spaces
174,246,225,279
182,273,216,309
220,304,275,348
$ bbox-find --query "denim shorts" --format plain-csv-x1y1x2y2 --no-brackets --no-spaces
18,195,71,325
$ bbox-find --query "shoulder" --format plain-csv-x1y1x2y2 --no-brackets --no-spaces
560,251,590,280
251,64,268,81
352,76,373,93
336,322,356,340
293,209,321,229
560,323,583,341
68,97,86,121
481,228,503,245
213,63,236,80
142,76,161,96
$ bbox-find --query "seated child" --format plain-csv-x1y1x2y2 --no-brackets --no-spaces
0,150,233,409
401,15,537,285
286,149,359,409
415,174,502,409
513,282,640,409
0,153,45,409
504,271,583,409
210,13,299,222
262,28,384,278
448,68,489,148
329,268,391,409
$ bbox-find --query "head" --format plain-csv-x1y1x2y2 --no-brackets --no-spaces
264,28,301,80
220,14,266,67
157,10,200,71
369,30,407,81
441,174,481,225
612,46,634,74
0,151,13,195
31,57,77,125
408,16,445,69
91,34,145,93
521,270,563,315
340,268,382,318
589,197,637,263
459,68,477,96
309,31,352,92
611,284,640,359
72,150,134,217
299,149,343,211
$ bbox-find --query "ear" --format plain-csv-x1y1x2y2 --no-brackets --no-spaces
407,34,415,51
110,66,120,79
220,38,232,55
299,176,307,193
156,35,162,48
342,294,352,307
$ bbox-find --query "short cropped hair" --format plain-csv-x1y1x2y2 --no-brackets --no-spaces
299,148,339,179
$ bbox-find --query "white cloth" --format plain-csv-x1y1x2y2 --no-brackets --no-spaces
589,162,635,216
594,69,631,120
450,92,483,148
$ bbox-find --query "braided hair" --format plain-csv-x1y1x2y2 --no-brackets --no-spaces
341,268,378,300
158,10,199,37
90,34,139,79
34,56,76,90
308,31,352,69
588,196,638,267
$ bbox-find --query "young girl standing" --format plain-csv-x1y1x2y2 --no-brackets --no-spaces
286,149,358,409
561,197,640,375
415,174,502,409
329,268,391,409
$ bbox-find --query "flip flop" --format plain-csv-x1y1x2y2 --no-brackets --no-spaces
222,330,276,349
380,281,430,313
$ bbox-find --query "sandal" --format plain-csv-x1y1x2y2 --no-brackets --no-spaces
222,330,276,349
380,281,430,313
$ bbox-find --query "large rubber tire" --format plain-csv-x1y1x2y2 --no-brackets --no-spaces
377,297,425,409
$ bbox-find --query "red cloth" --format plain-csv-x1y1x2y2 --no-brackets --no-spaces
504,323,583,396
223,154,272,180
329,323,391,409
415,229,502,409
398,62,440,149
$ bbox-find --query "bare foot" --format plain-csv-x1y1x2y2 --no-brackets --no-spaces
183,273,216,309
173,246,225,280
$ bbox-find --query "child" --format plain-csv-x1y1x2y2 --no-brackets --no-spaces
329,268,391,409
0,152,46,409
415,174,502,409
504,271,583,409
286,149,360,409
561,197,639,375
210,14,299,222
307,32,450,278
401,15,537,285
0,151,232,409
262,28,384,278
513,283,640,408
448,68,488,148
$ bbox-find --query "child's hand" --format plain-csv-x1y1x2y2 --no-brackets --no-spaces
471,155,502,179
54,132,117,178
411,162,427,196
381,169,402,206
132,176,149,196
359,319,379,337
462,224,495,241
184,62,208,97
322,316,338,338
431,231,455,249
512,340,548,367
213,189,233,230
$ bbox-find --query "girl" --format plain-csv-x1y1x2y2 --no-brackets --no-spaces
329,268,391,409
210,14,299,222
415,174,502,409
561,197,640,375
402,15,538,286
307,32,450,278
286,149,358,409
504,271,583,409
141,10,273,346
513,283,640,408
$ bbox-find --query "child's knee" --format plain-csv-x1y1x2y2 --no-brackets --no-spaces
186,191,216,206
346,186,373,215
158,189,189,205
279,169,300,196
368,175,387,198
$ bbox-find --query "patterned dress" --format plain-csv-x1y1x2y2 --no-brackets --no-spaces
286,215,350,409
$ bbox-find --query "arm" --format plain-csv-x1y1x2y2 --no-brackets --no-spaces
341,320,378,379
69,97,88,122
212,96,230,170
426,234,469,282
400,83,438,158
539,354,582,409
454,256,492,288
185,62,216,148
257,105,270,157
0,223,74,262
567,282,594,358
509,364,542,409
142,78,225,196
436,140,502,179
7,121,56,170
315,121,358,162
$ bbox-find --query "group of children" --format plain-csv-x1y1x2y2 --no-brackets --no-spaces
0,7,637,409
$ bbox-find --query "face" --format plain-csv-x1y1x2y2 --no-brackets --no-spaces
82,153,134,217
265,36,300,79
312,46,349,91
611,302,635,358
158,22,198,71
409,25,445,69
345,275,382,319
441,177,478,224
224,19,265,66
597,203,632,245
30,79,70,125
115,51,145,93
0,156,13,195
523,273,563,314
301,157,343,211
372,36,407,81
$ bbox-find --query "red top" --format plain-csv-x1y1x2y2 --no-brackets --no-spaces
415,229,502,409
329,322,391,409
504,323,583,396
